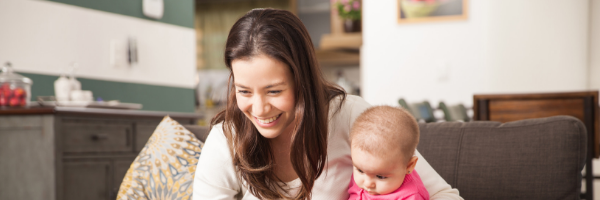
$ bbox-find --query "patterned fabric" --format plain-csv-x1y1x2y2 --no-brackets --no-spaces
117,116,203,200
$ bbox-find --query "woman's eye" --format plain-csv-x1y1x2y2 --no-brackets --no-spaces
376,175,387,179
237,90,250,94
268,90,282,94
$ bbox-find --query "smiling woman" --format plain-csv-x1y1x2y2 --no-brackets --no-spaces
193,8,462,200
196,8,345,200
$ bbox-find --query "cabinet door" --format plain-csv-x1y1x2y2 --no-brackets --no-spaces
111,159,135,199
63,161,111,200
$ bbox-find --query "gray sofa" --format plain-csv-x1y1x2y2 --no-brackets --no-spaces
418,115,586,199
186,115,587,199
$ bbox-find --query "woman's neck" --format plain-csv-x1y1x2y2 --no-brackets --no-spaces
269,128,298,182
268,120,297,153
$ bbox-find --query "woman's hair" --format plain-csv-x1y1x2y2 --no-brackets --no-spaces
210,8,346,200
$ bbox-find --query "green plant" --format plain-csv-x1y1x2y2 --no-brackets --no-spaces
334,0,361,21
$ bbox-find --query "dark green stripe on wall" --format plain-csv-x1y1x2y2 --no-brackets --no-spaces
21,72,196,113
47,0,194,28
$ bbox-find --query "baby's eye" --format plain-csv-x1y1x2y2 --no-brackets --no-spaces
356,168,364,174
376,175,387,179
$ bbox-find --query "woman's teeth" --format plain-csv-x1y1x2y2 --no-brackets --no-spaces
258,115,279,124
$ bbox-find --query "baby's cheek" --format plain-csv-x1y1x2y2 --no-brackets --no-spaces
378,178,403,195
353,174,363,186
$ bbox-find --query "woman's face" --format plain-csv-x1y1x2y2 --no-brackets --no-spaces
231,54,296,139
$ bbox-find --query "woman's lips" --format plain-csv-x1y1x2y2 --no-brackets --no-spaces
254,114,282,128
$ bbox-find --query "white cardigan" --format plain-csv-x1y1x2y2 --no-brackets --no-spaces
193,95,462,200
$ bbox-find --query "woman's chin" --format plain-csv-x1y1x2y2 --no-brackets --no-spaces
255,123,290,139
259,132,279,139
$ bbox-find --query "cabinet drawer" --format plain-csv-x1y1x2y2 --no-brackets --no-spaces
135,124,158,152
134,119,163,152
62,120,133,153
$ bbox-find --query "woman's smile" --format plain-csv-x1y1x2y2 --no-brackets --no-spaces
254,113,283,127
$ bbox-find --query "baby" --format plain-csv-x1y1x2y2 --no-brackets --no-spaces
348,106,429,200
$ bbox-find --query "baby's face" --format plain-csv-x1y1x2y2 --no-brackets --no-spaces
351,148,409,195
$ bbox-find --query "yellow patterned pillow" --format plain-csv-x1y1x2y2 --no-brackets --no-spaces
117,116,203,200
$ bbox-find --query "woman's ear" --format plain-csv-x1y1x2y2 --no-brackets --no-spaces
406,156,418,174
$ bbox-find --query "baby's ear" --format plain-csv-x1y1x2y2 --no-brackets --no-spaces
406,156,418,174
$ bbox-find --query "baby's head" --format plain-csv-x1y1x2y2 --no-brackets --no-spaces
349,105,420,195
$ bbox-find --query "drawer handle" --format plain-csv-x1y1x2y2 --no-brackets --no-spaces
126,128,131,146
91,134,109,141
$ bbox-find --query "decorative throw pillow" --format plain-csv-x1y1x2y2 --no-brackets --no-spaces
117,116,204,200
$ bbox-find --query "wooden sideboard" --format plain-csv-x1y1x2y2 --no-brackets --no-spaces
473,91,599,200
473,91,599,157
0,107,202,200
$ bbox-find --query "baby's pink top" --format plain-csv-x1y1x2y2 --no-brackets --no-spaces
348,170,429,200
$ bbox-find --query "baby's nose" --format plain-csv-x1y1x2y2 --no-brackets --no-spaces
365,180,376,189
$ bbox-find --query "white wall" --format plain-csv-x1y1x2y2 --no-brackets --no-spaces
590,0,600,90
0,0,196,88
362,0,590,107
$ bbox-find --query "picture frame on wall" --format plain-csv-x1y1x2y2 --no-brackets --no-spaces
397,0,468,24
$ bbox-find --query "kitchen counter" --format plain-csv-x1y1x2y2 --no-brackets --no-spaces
0,106,202,119
0,106,202,200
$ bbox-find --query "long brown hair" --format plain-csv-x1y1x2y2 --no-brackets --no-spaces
210,8,345,200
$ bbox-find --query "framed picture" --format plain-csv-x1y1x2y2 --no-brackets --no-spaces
397,0,468,24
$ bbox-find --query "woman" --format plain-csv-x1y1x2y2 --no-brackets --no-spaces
193,8,461,200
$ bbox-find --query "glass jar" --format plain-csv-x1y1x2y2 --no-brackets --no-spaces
0,62,33,107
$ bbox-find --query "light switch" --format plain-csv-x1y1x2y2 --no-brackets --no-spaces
143,0,164,19
109,40,127,68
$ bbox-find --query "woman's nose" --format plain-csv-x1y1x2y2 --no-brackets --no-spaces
252,95,270,116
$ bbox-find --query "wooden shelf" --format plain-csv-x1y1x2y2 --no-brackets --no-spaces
315,49,359,67
319,33,362,51
315,0,362,67
317,33,361,67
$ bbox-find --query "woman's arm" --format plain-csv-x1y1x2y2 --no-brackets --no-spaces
414,150,462,200
193,124,241,200
346,95,462,200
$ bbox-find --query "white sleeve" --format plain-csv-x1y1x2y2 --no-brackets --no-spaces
415,148,463,200
346,95,463,200
193,124,241,200
346,95,372,127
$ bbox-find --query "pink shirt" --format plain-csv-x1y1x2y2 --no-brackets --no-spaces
348,170,430,200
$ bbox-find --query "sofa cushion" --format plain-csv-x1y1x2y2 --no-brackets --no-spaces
417,116,586,200
116,116,204,200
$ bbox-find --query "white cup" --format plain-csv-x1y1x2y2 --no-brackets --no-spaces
70,90,93,102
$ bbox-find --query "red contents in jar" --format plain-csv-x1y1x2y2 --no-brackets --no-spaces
0,96,6,106
14,87,24,98
20,98,27,106
0,83,27,107
9,97,20,107
0,84,11,97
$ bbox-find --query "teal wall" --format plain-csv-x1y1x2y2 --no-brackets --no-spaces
20,1,197,112
21,72,196,113
47,0,194,28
